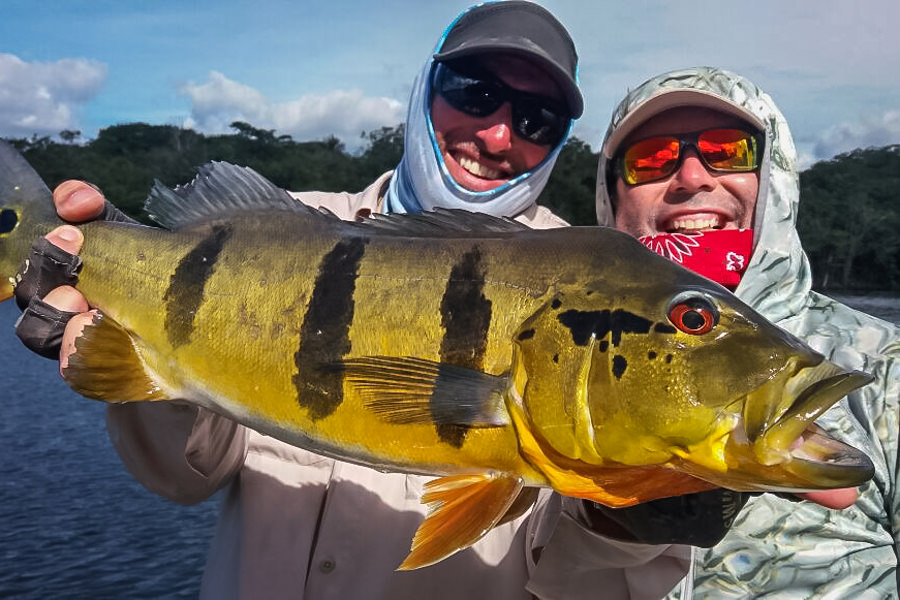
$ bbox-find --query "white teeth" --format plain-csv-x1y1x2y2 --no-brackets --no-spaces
671,217,720,232
458,156,501,179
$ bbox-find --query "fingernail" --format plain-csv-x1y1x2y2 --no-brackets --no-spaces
56,225,81,242
69,188,99,208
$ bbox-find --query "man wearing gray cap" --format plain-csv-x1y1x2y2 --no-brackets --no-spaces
14,2,692,599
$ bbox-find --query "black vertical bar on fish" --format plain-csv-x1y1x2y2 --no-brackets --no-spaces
435,246,492,448
294,237,368,420
164,224,234,348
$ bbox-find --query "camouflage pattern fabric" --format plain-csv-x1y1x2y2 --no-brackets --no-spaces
596,67,900,598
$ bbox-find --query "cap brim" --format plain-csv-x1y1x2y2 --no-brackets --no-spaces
603,89,764,158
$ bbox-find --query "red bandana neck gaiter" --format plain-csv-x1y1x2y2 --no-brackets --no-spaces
638,229,754,290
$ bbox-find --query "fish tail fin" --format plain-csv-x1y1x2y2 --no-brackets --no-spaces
63,311,170,402
397,474,524,571
0,141,63,301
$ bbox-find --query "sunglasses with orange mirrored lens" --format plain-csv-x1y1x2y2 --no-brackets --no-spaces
618,129,761,186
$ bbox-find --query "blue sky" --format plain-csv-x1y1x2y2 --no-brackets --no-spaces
3,0,899,167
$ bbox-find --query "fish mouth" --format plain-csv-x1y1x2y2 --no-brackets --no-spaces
777,422,875,488
711,361,876,492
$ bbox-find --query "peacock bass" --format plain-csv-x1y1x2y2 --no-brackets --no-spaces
0,142,874,569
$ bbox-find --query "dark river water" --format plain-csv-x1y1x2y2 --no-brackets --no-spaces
0,295,897,598
0,300,218,599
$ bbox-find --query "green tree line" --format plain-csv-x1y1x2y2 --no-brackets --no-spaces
5,124,898,291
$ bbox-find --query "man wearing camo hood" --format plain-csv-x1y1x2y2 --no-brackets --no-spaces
595,66,900,597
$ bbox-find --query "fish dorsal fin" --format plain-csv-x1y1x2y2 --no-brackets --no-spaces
398,474,524,570
144,161,322,230
347,208,529,237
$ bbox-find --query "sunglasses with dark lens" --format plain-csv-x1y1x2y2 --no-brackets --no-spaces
618,129,761,186
431,62,571,147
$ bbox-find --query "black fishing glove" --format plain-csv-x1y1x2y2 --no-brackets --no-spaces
13,237,83,311
14,198,136,359
582,488,750,547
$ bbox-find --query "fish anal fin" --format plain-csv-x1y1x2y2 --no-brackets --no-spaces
338,356,509,427
62,312,169,402
397,473,523,570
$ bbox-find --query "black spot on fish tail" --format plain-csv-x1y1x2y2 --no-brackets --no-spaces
655,322,677,334
436,246,491,447
164,224,233,348
517,328,535,341
612,355,628,380
294,237,368,420
552,353,559,363
665,354,673,364
648,350,657,360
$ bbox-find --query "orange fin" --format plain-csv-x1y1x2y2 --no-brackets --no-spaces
397,473,523,570
62,312,169,402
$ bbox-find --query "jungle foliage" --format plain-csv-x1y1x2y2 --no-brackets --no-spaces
5,125,898,291
798,145,900,291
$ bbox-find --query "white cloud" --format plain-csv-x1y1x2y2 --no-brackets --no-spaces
813,109,900,161
180,71,404,149
796,145,818,172
0,53,107,138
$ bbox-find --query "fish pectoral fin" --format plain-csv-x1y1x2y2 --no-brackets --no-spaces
398,473,524,570
336,356,509,427
62,312,169,402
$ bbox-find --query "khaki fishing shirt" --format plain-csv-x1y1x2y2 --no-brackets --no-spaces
106,172,691,600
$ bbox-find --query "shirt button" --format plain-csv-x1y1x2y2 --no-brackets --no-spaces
319,558,336,573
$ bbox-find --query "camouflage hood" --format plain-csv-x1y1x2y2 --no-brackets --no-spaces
595,67,898,363
596,67,900,598
595,66,812,325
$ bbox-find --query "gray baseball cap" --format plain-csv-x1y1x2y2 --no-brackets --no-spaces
434,1,583,118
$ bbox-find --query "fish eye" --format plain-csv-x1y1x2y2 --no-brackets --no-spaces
668,293,719,335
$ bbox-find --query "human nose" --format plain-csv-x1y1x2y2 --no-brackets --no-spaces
475,104,513,154
670,148,717,193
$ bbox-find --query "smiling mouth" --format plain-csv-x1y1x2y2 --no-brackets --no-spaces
457,155,503,180
666,215,725,233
